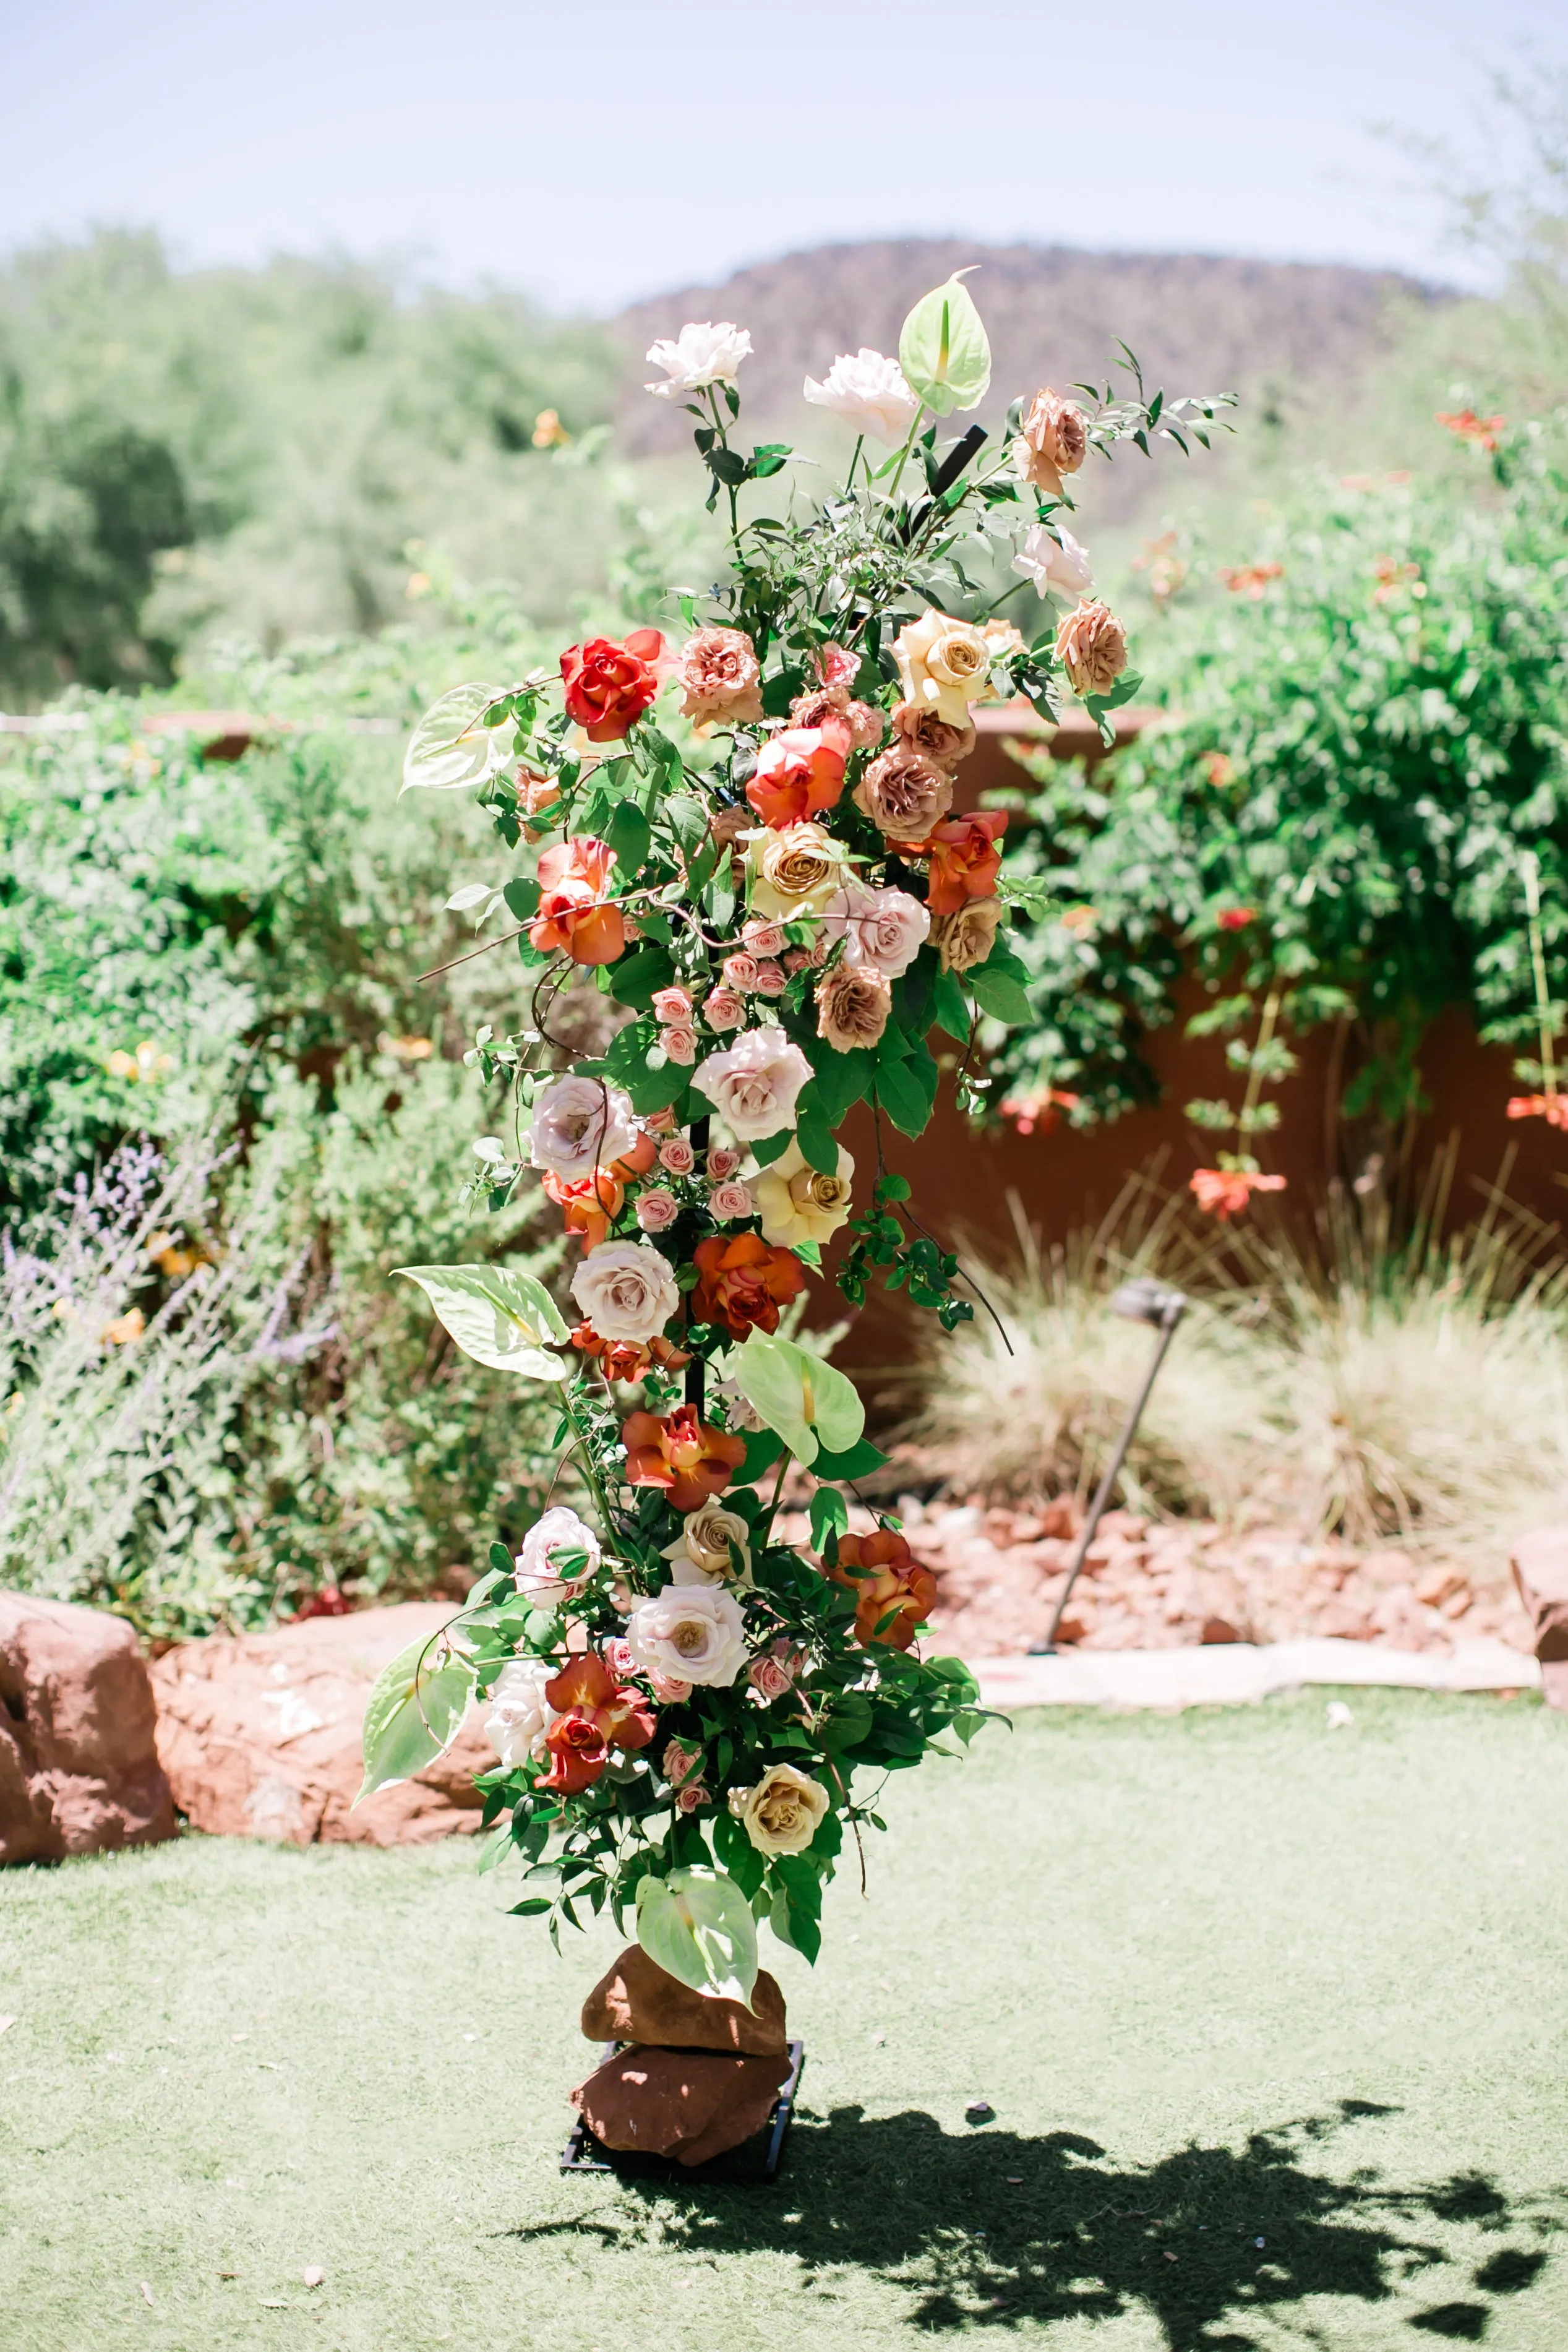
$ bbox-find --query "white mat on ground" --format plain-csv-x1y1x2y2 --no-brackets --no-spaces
969,1637,1540,1712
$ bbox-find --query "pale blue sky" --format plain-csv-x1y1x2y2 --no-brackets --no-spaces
2,0,1562,309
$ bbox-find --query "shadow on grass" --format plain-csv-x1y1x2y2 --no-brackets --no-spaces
518,2100,1562,2348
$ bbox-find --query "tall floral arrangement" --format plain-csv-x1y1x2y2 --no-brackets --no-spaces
361,275,1225,2004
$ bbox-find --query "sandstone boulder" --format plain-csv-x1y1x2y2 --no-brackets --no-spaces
572,2045,792,2168
149,1603,489,1845
0,1593,176,1864
582,1946,788,2057
1511,1527,1568,1710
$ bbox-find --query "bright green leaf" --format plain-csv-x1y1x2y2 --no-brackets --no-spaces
898,275,992,417
401,683,511,794
636,1866,758,2006
395,1264,568,1380
732,1333,865,1468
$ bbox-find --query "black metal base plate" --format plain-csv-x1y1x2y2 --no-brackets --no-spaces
560,2039,804,2182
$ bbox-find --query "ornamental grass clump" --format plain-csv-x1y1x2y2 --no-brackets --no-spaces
360,275,1229,2006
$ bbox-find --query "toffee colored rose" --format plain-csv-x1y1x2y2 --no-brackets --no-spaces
651,985,692,1024
925,811,1008,915
625,1582,748,1688
891,699,975,770
748,820,853,920
892,609,992,726
692,1230,807,1339
570,1240,680,1344
706,1146,742,1180
821,882,930,979
675,625,764,726
530,835,625,964
816,961,892,1052
933,896,1003,974
703,985,746,1031
662,1500,753,1587
657,1136,696,1175
746,726,848,830
729,1762,829,1856
1017,387,1089,496
1054,598,1129,698
854,746,954,843
559,630,664,742
753,1139,855,1248
659,1023,697,1066
634,1187,679,1232
832,1529,938,1649
622,1405,747,1512
692,1026,813,1140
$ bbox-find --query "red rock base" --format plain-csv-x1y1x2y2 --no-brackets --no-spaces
571,1944,791,2166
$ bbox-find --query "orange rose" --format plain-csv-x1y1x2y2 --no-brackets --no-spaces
832,1529,938,1650
560,629,664,742
622,1406,748,1513
923,811,1007,915
746,725,849,830
543,1169,625,1252
541,1650,657,1793
1189,1168,1287,1221
571,1324,692,1382
529,835,625,966
691,1232,807,1339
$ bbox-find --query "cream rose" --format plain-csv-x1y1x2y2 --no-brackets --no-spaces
514,1504,601,1602
854,747,954,843
933,898,1003,974
484,1659,556,1769
821,883,930,979
747,820,854,920
692,1025,813,1142
570,1240,680,1343
662,1500,754,1589
893,609,993,727
625,1583,748,1688
728,1762,829,1856
753,1138,855,1248
816,961,891,1052
529,1075,638,1180
1055,599,1129,698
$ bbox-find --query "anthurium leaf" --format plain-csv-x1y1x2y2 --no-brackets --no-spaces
636,1866,758,2006
734,1334,865,1467
898,276,992,417
356,1632,476,1802
402,682,511,794
395,1264,568,1380
809,1435,891,1480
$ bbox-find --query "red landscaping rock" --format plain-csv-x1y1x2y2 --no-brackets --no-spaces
1510,1527,1568,1710
148,1602,489,1845
0,1592,176,1865
582,1946,789,2058
572,2044,792,2167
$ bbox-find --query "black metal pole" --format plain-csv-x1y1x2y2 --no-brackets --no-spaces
1036,1282,1188,1655
683,1114,711,1415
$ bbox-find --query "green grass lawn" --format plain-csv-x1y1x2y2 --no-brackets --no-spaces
4,1689,1567,2351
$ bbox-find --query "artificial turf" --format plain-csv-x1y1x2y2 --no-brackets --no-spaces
3,1688,1567,2350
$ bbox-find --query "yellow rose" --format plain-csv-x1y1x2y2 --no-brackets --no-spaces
747,822,852,919
728,1762,829,1856
893,609,993,727
753,1139,855,1248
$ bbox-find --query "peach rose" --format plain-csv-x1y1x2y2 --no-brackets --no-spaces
891,701,975,770
728,1762,828,1856
675,625,764,726
933,897,1003,974
703,985,746,1031
529,835,624,966
854,747,954,843
816,963,892,1051
706,1146,742,1179
1017,387,1089,496
1054,599,1129,698
925,812,1008,916
659,1023,697,1065
747,725,849,830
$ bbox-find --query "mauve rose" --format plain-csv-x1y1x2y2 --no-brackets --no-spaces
675,625,763,726
530,1074,638,1180
662,1737,701,1786
703,985,746,1031
651,985,693,1023
709,1181,756,1223
855,746,954,843
748,1653,794,1703
676,1782,711,1813
570,1240,680,1343
660,1024,697,1066
722,952,760,992
650,1670,693,1702
788,683,850,732
816,642,860,688
1017,387,1089,496
753,959,786,997
706,1146,742,1179
658,1136,696,1175
635,1187,680,1232
933,898,1003,974
742,919,786,955
816,963,893,1052
822,883,930,979
891,700,975,770
1054,599,1128,697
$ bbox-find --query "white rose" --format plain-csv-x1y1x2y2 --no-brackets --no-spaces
661,1501,753,1590
753,1138,855,1249
625,1584,748,1688
529,1074,638,1181
692,1026,813,1143
484,1659,555,1769
645,321,753,399
1013,521,1096,603
570,1240,680,1343
514,1504,601,1602
727,1762,829,1856
821,883,930,979
803,348,919,446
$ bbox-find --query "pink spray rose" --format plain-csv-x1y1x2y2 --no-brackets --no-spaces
658,1136,696,1175
635,1187,680,1232
703,985,747,1031
748,1652,795,1703
708,1181,756,1222
742,919,786,956
662,1737,701,1786
676,1782,712,1813
753,959,787,997
722,952,760,992
605,1637,638,1679
651,985,693,1024
660,1024,697,1066
650,1670,693,1704
706,1146,742,1179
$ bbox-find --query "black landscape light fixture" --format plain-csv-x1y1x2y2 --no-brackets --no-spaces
1034,1277,1189,1655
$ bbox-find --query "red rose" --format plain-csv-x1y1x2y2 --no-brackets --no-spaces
560,629,664,742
